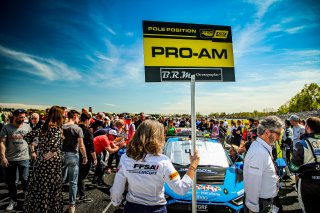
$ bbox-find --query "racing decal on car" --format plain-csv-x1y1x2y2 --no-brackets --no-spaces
127,164,159,175
169,171,180,180
196,184,221,192
196,168,217,174
237,189,244,196
197,195,209,200
178,168,217,174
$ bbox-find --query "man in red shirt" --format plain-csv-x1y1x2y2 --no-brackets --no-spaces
93,129,125,186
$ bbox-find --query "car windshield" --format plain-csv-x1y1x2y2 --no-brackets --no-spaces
174,128,205,137
164,139,229,168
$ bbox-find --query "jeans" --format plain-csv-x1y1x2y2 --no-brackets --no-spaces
93,153,104,183
107,152,120,169
124,201,167,213
78,158,91,197
5,160,29,201
62,152,79,205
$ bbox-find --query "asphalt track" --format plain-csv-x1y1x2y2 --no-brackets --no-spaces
0,171,302,213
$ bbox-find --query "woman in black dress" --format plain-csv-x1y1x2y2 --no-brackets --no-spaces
24,106,65,213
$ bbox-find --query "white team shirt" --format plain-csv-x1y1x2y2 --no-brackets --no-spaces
292,124,305,147
224,121,228,127
243,137,279,212
110,153,192,206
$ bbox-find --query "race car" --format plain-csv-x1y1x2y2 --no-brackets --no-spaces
163,136,244,213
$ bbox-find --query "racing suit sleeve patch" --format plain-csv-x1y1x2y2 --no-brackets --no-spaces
169,171,179,180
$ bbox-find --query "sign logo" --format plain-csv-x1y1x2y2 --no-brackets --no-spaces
160,68,222,82
214,30,229,39
127,164,159,175
200,29,215,38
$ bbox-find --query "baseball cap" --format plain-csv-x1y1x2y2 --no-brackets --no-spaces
13,109,26,116
289,115,299,122
104,116,110,121
108,129,118,137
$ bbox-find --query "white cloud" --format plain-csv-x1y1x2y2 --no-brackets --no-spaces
0,103,77,111
89,12,117,36
125,32,134,37
287,50,320,57
234,0,288,58
105,26,116,35
0,103,51,110
95,52,113,62
234,21,267,58
104,103,116,107
0,45,82,81
245,0,279,19
268,24,306,34
234,0,277,57
87,39,144,88
281,17,294,24
156,68,320,114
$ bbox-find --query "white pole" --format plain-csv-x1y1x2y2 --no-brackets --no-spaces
191,75,196,213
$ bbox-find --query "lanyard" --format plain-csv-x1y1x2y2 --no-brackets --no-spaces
263,146,278,174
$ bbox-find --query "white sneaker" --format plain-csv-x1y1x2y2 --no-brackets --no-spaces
6,200,17,211
68,205,75,213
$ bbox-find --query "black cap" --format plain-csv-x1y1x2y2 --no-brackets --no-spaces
13,109,26,116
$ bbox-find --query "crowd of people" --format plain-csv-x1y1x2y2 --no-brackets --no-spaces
0,106,319,213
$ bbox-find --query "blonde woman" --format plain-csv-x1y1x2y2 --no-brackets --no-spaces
110,120,200,213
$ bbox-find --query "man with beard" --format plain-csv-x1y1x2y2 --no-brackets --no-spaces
134,112,145,129
0,109,31,211
244,116,283,213
197,118,209,132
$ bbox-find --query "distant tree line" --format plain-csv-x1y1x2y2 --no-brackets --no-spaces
277,83,319,114
205,83,320,119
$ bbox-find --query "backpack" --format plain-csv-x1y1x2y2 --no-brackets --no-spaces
298,139,320,179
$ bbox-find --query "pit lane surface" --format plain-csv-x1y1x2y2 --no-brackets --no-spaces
0,172,302,213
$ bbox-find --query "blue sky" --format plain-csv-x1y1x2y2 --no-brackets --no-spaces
0,0,319,114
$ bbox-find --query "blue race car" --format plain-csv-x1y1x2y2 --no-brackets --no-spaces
163,136,244,213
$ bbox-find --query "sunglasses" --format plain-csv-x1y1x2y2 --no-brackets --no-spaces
270,130,281,136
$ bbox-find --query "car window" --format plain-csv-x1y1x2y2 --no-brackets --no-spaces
165,139,229,168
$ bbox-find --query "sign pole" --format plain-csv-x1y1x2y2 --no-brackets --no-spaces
191,75,196,213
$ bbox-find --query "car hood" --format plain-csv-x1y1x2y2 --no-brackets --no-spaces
165,166,244,202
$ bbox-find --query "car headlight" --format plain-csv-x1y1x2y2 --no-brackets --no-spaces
231,194,244,206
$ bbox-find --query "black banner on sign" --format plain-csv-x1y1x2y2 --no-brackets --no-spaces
145,67,235,82
143,20,232,43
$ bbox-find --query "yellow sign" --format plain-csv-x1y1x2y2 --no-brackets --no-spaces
143,21,235,82
144,38,234,67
